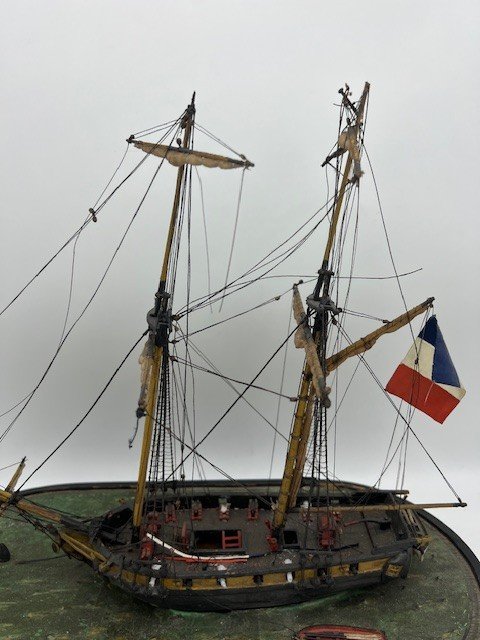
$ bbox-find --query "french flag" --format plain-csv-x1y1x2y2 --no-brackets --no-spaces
386,316,465,424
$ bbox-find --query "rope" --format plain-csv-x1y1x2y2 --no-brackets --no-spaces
18,331,148,489
0,120,180,323
194,122,246,159
267,306,293,494
175,194,336,315
194,167,212,310
164,323,300,482
0,124,181,446
58,223,82,344
335,323,463,502
219,167,246,311
174,330,290,446
0,216,91,320
0,461,23,473
176,294,282,335
91,143,130,210
364,146,417,346
131,119,180,138
170,356,296,401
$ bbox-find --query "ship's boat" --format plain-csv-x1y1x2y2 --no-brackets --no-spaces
0,83,466,612
295,625,387,640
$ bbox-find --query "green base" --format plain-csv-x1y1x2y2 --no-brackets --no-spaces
0,487,478,640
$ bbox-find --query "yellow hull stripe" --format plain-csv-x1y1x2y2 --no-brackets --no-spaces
160,557,390,592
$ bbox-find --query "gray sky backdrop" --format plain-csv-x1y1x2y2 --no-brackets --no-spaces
1,1,479,557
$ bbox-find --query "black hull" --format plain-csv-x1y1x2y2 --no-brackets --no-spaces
51,479,426,612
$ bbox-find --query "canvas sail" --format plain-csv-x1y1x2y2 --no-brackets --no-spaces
134,140,253,170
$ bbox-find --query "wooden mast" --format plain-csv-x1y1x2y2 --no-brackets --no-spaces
274,83,370,530
132,96,195,529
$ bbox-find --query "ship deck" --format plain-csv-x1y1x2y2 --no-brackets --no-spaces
0,482,478,640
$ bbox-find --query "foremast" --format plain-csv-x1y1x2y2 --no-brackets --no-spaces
132,97,196,529
131,96,254,531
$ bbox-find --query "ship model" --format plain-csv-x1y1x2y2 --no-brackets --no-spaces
0,83,466,611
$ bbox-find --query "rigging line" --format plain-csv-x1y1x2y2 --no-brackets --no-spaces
94,119,181,216
379,400,403,490
169,358,207,482
187,210,328,312
92,143,130,210
58,224,82,344
0,460,23,473
170,357,186,481
146,417,352,534
336,269,423,280
194,122,245,158
170,356,296,401
331,182,361,475
0,392,34,419
395,408,407,489
257,269,423,280
175,194,337,314
363,146,417,346
325,359,362,437
0,133,178,446
175,294,283,335
173,328,290,445
0,215,91,320
375,422,411,489
329,177,356,274
194,167,212,311
395,418,406,491
335,322,463,502
10,493,85,519
18,331,148,490
131,119,180,137
175,267,420,344
342,309,389,323
184,210,330,315
164,323,300,481
147,409,280,512
399,410,411,491
179,278,293,318
267,306,293,495
176,166,191,482
170,355,207,483
0,120,181,323
219,167,247,311
184,162,198,485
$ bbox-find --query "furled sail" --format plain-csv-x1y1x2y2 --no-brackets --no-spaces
133,140,253,170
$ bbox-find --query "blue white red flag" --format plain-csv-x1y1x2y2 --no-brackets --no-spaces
385,316,465,424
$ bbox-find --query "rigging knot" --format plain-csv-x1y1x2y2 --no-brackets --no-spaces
88,208,97,223
126,134,135,144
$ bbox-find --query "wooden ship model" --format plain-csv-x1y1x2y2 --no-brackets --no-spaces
0,83,466,611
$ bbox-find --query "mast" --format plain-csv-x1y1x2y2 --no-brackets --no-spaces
132,96,196,529
130,100,253,531
274,82,370,531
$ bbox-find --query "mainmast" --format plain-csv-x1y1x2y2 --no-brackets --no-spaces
132,96,196,529
273,83,370,532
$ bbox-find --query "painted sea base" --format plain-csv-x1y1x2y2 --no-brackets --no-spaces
0,487,477,640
